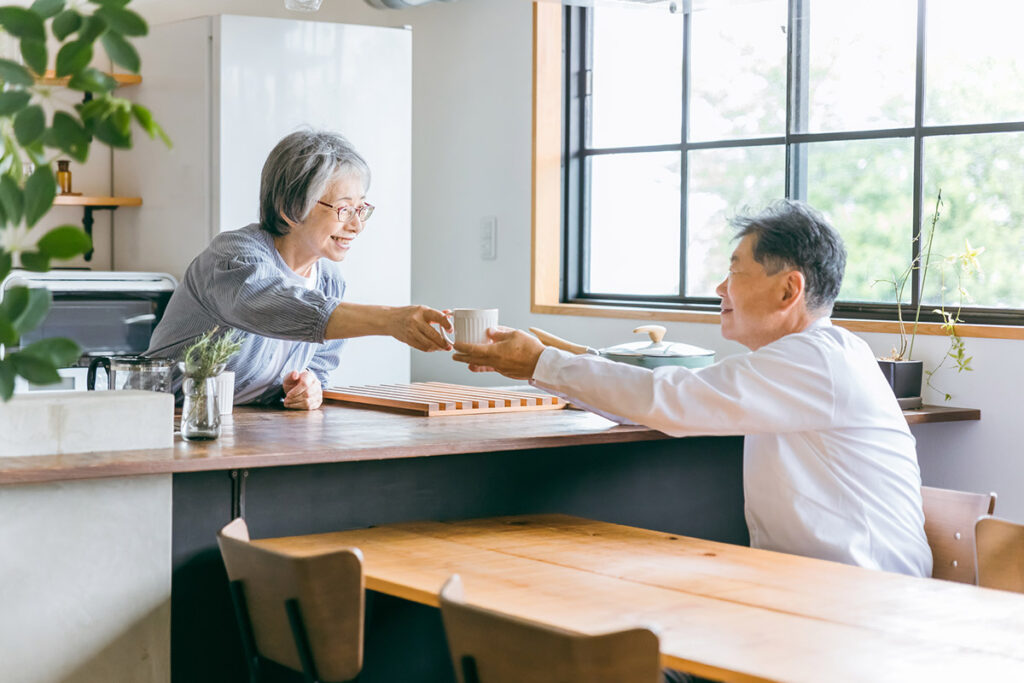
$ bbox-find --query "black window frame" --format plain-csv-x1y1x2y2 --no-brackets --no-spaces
562,0,1024,325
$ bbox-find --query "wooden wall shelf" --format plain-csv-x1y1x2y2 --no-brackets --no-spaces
35,71,142,87
902,405,980,425
53,196,142,207
32,69,144,263
52,196,143,261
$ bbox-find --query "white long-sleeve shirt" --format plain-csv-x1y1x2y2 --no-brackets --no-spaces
530,318,932,577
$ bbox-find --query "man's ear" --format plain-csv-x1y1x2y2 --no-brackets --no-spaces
779,269,806,308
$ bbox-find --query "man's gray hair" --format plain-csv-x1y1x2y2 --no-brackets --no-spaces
259,129,371,236
731,200,847,313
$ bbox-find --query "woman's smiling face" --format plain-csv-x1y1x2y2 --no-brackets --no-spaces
290,173,367,264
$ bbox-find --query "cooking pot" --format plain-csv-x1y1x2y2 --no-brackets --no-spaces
529,325,715,369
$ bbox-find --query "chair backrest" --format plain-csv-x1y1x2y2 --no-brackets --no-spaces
975,515,1024,593
438,575,662,683
921,485,996,584
217,518,364,682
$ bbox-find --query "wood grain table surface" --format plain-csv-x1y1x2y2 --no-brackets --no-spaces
0,402,664,485
0,397,978,486
256,514,1024,683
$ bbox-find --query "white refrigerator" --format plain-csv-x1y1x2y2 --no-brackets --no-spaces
114,14,412,386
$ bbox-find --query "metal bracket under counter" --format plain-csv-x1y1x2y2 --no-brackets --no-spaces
230,469,248,520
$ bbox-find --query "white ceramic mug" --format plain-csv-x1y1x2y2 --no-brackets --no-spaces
215,371,235,416
445,308,499,344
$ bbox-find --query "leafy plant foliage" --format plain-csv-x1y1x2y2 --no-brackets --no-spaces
0,0,169,400
183,327,243,381
876,190,984,400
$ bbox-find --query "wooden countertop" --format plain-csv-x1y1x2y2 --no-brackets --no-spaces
903,404,981,425
0,401,979,486
0,404,666,485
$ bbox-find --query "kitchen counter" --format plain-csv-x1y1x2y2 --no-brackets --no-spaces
0,401,979,486
0,403,668,485
0,399,980,683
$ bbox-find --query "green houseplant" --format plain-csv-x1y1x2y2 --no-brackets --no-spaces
180,326,242,441
0,0,168,401
876,190,984,403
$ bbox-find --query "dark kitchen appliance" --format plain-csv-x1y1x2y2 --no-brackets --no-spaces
0,270,177,393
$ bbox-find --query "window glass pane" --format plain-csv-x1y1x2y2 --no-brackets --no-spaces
588,152,681,296
686,146,786,297
922,133,1024,308
801,138,914,303
797,0,917,133
689,0,787,142
591,6,683,148
925,0,1024,126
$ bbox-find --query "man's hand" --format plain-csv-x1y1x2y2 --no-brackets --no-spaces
282,370,322,410
452,326,545,380
389,305,453,352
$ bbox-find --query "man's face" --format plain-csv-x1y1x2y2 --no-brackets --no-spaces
715,234,791,350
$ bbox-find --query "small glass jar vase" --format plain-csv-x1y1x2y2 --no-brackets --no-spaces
181,374,221,441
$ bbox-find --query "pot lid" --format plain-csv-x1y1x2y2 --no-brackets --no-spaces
601,325,715,359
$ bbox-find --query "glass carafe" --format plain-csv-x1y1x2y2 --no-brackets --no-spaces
87,355,174,392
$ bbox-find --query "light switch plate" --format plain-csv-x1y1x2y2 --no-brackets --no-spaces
480,216,497,260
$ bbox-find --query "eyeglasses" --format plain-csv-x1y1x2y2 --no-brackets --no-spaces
317,200,375,224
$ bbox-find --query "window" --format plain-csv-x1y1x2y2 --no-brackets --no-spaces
562,0,1024,324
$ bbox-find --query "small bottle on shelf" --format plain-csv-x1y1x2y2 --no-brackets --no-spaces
56,159,72,195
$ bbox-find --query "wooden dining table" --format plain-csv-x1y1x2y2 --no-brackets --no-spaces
255,514,1024,683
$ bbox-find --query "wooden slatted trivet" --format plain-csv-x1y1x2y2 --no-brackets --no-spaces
323,381,566,416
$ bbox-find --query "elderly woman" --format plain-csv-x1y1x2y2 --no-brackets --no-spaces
147,129,451,410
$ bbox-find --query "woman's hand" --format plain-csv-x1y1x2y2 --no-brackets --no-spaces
283,370,322,410
388,305,453,352
452,327,545,380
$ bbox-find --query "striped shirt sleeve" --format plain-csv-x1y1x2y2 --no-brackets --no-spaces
202,254,341,343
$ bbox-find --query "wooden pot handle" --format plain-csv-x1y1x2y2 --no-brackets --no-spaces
529,327,590,355
633,325,667,344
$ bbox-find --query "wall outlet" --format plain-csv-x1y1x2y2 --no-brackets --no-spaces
480,216,497,260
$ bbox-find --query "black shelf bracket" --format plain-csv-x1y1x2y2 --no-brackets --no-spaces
79,205,120,262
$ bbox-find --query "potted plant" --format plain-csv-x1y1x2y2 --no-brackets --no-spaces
179,326,242,441
876,189,983,406
0,0,169,401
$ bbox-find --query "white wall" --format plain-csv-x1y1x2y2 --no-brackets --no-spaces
133,0,1024,522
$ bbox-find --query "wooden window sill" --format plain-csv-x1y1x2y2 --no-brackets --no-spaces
530,302,1024,340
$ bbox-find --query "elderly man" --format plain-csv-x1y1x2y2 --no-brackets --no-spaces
453,200,931,578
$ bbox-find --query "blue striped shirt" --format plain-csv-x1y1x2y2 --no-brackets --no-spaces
146,224,346,405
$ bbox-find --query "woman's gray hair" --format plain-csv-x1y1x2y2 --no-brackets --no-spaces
259,129,371,236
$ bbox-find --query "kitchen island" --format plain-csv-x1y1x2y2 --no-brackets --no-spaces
0,403,745,683
0,401,978,683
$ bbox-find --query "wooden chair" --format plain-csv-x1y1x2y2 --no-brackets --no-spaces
438,574,662,683
217,518,365,683
975,516,1024,593
921,485,996,584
